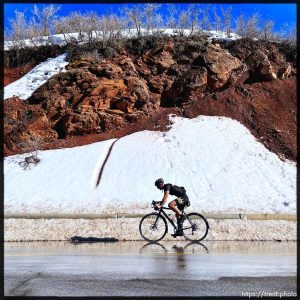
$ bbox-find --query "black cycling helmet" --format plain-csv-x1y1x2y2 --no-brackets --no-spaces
155,178,164,187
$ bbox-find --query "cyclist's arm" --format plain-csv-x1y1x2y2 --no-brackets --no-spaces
160,191,169,207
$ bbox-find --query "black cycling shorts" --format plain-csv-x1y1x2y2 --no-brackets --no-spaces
175,194,190,210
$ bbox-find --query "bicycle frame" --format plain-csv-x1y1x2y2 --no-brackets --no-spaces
155,206,191,230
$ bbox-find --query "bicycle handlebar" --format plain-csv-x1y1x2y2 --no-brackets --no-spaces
152,200,161,205
151,200,172,211
152,200,160,210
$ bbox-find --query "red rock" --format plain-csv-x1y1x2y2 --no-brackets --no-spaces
66,59,92,70
114,55,137,76
62,111,102,136
88,60,123,79
193,43,244,89
125,76,150,103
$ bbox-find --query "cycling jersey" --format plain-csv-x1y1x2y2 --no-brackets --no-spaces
163,184,186,197
164,183,190,210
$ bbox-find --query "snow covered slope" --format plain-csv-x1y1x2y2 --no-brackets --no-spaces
4,29,240,50
4,53,68,100
4,115,296,215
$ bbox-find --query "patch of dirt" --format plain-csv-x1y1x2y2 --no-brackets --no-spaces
4,65,36,86
5,107,181,154
184,78,297,161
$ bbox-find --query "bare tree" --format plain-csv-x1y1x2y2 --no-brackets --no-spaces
27,16,41,46
123,17,134,36
68,11,85,42
276,23,296,45
81,11,99,43
212,6,221,33
144,3,161,33
286,23,296,45
178,9,190,36
100,14,124,43
166,3,178,32
98,15,109,42
221,6,233,37
153,13,165,33
8,10,28,48
235,12,246,37
245,12,261,39
32,4,61,37
17,136,43,170
188,4,201,35
110,14,125,39
53,16,72,44
261,19,275,41
199,4,212,32
123,5,144,37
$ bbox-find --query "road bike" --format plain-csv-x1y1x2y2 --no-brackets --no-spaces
139,201,209,242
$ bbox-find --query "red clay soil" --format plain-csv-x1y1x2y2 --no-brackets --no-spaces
4,65,36,86
8,107,181,154
184,78,297,161
3,78,296,162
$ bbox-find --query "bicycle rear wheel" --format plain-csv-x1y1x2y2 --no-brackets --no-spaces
182,213,209,242
139,213,168,242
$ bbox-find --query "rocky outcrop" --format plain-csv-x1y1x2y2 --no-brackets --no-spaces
4,98,58,153
193,43,244,89
161,43,245,106
142,41,176,74
4,37,296,161
247,49,278,81
225,39,296,83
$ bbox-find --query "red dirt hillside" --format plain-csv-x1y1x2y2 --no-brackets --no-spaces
4,36,297,162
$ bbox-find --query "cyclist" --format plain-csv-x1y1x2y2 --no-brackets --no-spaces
154,178,190,237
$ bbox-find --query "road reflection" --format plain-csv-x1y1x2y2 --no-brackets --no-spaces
139,242,167,254
172,245,186,269
184,242,209,253
139,241,209,254
139,241,209,270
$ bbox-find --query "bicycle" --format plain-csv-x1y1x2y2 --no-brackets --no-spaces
139,200,209,242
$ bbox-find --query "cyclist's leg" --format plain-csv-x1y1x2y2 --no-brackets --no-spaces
169,199,185,237
168,200,183,219
169,198,185,233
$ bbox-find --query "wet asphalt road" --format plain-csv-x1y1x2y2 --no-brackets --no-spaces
4,241,297,297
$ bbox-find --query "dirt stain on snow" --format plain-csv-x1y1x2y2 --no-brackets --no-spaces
95,139,119,187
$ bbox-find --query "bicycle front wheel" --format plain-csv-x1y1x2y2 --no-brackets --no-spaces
182,213,209,242
139,213,168,242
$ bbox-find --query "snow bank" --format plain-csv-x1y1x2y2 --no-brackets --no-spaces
99,115,296,213
4,53,68,100
4,115,296,215
4,139,116,214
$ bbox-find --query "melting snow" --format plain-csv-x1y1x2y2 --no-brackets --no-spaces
4,115,296,215
4,53,68,100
